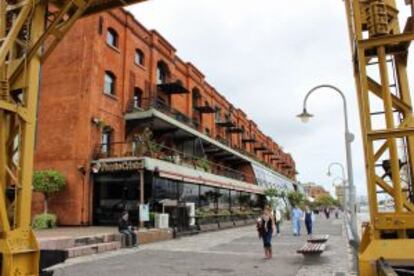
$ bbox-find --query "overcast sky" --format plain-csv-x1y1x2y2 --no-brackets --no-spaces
127,1,414,197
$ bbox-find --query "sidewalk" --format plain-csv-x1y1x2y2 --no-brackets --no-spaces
50,215,357,276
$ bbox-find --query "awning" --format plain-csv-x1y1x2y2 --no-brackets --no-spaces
157,82,190,94
194,105,216,113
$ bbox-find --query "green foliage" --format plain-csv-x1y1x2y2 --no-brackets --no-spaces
33,170,66,198
287,191,305,207
315,194,338,208
195,158,211,172
32,213,57,229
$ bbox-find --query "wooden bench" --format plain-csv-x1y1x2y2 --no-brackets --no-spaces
307,234,329,243
297,243,326,256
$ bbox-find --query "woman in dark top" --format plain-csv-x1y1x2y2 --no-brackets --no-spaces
304,205,314,236
257,207,276,259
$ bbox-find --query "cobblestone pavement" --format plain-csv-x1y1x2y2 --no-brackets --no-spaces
51,216,354,276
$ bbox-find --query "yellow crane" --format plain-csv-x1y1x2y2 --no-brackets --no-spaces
1,0,414,275
344,0,414,274
0,0,146,274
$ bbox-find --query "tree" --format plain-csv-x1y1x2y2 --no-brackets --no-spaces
315,194,337,208
287,191,305,207
33,170,66,214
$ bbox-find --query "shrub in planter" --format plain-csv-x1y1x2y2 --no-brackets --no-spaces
33,170,66,214
33,213,57,229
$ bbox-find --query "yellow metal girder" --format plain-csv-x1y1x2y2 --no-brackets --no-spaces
344,0,414,274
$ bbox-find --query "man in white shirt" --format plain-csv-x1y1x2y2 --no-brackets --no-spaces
274,208,282,236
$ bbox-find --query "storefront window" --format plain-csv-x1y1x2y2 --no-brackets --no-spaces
151,177,178,213
217,188,230,213
179,183,199,207
230,190,241,211
250,193,265,211
240,192,251,212
199,186,217,214
93,172,140,225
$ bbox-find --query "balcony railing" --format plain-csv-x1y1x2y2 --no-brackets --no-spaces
127,97,194,128
125,97,291,178
94,141,251,182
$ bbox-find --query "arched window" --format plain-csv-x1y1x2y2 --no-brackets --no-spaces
156,61,169,84
133,87,143,109
104,71,116,95
107,28,118,48
135,49,145,66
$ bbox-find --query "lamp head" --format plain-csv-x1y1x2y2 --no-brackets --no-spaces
296,108,313,123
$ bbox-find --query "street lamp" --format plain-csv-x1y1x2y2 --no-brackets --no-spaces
327,162,346,179
297,84,358,242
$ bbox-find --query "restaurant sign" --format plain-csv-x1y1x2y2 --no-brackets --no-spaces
92,160,144,173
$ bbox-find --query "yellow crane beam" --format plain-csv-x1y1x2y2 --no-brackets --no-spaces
0,0,146,275
344,0,414,274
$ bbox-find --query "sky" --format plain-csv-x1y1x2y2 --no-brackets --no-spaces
126,0,414,197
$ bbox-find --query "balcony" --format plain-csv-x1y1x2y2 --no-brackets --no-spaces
194,104,215,114
215,119,235,128
226,126,244,134
242,136,256,143
93,141,249,182
254,143,267,152
157,81,189,95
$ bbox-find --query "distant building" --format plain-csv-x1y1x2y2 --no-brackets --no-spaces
335,185,346,207
302,182,330,200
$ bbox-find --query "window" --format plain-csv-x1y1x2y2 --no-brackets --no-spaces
215,107,221,122
135,49,144,65
133,88,143,109
101,127,112,155
106,28,118,48
104,71,116,95
156,61,169,84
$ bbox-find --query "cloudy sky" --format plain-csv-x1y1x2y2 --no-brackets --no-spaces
126,0,413,197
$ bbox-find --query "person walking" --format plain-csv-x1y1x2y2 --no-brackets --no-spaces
257,207,276,259
274,208,282,236
324,207,330,219
118,210,138,247
291,205,303,236
304,205,314,236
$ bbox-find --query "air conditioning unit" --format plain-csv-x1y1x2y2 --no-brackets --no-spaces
155,213,169,229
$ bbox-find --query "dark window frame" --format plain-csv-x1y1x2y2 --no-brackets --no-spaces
106,28,119,48
104,71,116,96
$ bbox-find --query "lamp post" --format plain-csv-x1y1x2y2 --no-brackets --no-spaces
297,84,358,242
328,162,348,209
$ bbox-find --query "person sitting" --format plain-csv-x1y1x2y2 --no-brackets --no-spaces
118,210,138,247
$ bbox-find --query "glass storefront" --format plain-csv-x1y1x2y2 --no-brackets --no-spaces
199,185,217,214
93,172,142,225
218,188,230,213
230,190,241,211
93,172,264,229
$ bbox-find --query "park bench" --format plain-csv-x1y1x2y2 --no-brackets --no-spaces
307,234,329,243
297,242,326,256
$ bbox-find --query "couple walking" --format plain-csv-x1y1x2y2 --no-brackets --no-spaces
291,205,314,236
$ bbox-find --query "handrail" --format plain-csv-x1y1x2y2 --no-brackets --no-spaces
94,141,253,182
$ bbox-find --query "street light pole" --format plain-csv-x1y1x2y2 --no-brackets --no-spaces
297,84,358,242
328,162,348,209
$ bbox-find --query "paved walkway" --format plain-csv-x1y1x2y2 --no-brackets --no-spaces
50,216,354,276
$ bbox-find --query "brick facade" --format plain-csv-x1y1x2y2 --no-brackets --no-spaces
34,8,296,225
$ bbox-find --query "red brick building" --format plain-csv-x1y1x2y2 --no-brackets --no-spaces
34,8,297,227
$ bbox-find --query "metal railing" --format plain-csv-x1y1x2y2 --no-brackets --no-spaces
127,97,194,128
94,141,251,182
125,97,292,178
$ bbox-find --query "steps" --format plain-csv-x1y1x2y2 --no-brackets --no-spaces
66,241,121,258
38,233,121,259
